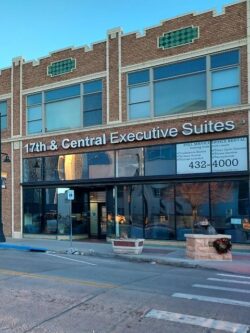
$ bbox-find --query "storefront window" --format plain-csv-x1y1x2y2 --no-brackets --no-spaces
23,158,43,182
210,181,249,242
86,151,115,179
23,188,42,234
175,182,209,240
117,148,143,177
144,184,175,240
145,145,175,176
117,185,144,238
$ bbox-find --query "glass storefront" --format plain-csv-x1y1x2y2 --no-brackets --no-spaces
23,180,250,243
22,137,249,243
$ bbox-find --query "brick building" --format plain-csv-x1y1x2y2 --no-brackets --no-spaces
0,0,249,243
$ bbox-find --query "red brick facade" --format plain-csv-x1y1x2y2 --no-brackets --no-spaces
0,1,248,237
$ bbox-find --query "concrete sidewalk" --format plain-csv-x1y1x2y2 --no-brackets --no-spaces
2,237,250,275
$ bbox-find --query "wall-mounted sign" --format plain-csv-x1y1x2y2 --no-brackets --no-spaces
177,141,211,174
176,137,248,174
211,137,248,172
24,120,236,153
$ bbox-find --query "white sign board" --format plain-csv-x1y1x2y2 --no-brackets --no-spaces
66,190,75,201
212,137,248,172
177,141,211,174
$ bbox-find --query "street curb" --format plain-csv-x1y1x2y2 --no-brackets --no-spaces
0,243,48,252
56,248,222,271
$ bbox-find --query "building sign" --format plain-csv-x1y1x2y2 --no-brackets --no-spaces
177,141,211,174
24,120,236,153
211,137,248,173
176,137,247,174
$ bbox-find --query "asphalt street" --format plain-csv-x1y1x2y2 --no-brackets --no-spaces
0,249,250,332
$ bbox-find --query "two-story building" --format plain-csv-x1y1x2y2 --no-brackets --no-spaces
0,0,249,243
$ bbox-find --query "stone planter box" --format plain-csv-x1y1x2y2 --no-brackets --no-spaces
185,234,232,260
111,238,144,254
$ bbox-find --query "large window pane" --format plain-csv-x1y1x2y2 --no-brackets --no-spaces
212,67,239,89
145,145,176,175
129,102,150,119
23,158,43,182
44,154,84,181
45,84,80,102
23,188,42,234
154,57,206,80
144,184,175,240
46,97,81,131
117,148,143,177
211,87,239,107
175,183,209,240
117,185,144,238
86,151,114,179
210,181,249,243
154,73,206,116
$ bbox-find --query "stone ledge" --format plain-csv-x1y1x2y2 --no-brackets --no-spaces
185,234,232,260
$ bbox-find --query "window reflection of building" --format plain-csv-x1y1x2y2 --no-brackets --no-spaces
57,154,83,180
117,148,142,177
87,152,114,179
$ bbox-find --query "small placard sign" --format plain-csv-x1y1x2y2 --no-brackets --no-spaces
66,190,74,201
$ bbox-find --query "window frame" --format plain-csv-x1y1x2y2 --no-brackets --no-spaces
0,100,8,131
26,79,103,135
127,49,240,120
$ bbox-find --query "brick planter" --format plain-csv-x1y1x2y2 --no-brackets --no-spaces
185,234,232,260
111,239,144,254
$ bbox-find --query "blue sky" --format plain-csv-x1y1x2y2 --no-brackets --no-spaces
0,0,237,68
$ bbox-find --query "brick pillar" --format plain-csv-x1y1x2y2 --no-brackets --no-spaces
11,57,24,238
106,28,122,123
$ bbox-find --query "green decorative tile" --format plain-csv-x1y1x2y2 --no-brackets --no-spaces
47,58,76,77
158,26,199,49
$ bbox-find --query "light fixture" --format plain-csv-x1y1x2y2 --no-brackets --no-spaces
33,160,40,169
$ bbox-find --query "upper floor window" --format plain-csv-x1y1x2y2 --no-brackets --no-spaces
127,49,240,120
26,79,103,135
210,50,240,108
0,101,7,130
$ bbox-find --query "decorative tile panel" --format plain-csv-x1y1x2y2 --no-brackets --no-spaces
47,58,76,77
158,26,199,49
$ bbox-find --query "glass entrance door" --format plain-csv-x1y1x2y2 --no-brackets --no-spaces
89,191,106,238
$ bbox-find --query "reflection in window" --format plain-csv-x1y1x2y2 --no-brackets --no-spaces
154,72,206,116
144,184,175,240
45,97,81,132
117,148,143,177
23,188,42,234
210,50,240,108
23,158,43,182
175,183,209,239
86,151,114,179
210,181,249,242
145,145,176,176
117,185,144,238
